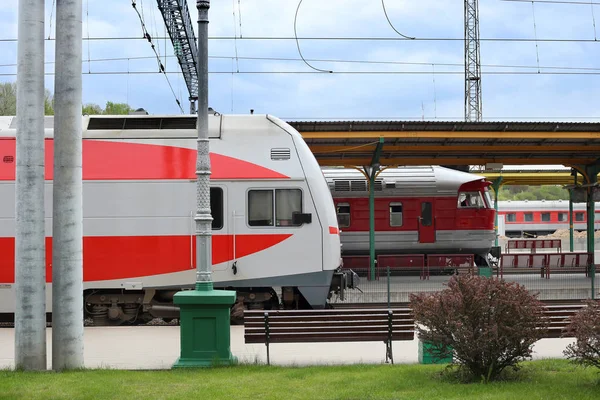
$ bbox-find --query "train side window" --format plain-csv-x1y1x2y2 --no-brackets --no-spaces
421,202,432,227
276,189,302,227
506,213,516,222
457,191,485,208
576,212,585,222
541,212,551,222
524,213,533,222
210,187,224,230
558,213,567,222
336,203,350,228
390,202,403,227
248,190,274,227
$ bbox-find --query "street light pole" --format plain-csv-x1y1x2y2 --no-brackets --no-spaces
172,0,236,368
195,0,212,290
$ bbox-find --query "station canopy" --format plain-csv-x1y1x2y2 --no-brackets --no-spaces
289,120,600,169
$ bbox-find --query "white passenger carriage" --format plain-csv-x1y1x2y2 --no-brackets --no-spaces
0,114,352,325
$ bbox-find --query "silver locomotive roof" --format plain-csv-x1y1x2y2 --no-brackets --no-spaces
321,166,487,198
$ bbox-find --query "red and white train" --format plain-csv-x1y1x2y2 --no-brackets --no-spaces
0,114,352,325
496,200,600,237
323,167,497,268
0,113,500,325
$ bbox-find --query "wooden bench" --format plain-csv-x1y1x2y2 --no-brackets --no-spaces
506,239,562,254
425,254,475,279
499,254,547,278
544,253,592,279
244,308,415,365
541,302,587,338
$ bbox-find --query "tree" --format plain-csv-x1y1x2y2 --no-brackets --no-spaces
82,103,103,115
409,275,548,383
103,101,133,115
0,82,17,115
0,82,136,116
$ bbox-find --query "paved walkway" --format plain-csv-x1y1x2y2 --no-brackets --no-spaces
0,326,577,370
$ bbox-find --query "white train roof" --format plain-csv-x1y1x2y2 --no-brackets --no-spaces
0,114,299,141
322,166,487,197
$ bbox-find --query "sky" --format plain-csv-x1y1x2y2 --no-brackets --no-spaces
1,0,600,123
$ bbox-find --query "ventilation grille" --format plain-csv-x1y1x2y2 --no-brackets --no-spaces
332,179,383,192
87,117,197,130
271,148,291,160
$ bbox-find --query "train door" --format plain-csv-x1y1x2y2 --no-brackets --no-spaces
418,199,436,244
210,185,229,271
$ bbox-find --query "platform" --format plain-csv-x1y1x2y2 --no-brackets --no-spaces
0,325,577,370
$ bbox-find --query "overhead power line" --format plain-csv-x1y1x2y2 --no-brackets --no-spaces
4,70,600,76
2,54,600,73
3,36,600,43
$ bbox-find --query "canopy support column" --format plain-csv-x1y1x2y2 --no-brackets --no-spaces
491,177,503,247
364,137,384,282
570,169,577,252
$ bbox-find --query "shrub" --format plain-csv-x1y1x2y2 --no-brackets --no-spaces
409,274,548,383
563,299,600,369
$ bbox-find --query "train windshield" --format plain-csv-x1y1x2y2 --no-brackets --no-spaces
457,191,487,209
483,190,493,208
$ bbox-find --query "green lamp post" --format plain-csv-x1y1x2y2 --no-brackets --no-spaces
172,0,237,368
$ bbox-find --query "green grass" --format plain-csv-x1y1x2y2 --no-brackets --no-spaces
1,359,599,400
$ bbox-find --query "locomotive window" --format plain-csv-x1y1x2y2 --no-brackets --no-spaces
421,202,432,227
248,190,274,226
541,213,551,222
484,191,493,208
506,213,516,222
524,213,534,222
276,189,302,227
336,203,350,228
457,191,486,208
390,202,403,227
576,212,585,222
558,213,567,222
210,187,224,230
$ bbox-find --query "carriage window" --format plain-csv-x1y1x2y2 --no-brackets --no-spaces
390,202,403,227
457,192,486,208
541,213,551,222
558,213,567,222
524,213,533,222
576,212,585,222
421,202,432,227
248,190,274,226
336,203,350,228
276,189,302,227
210,187,223,230
506,213,516,222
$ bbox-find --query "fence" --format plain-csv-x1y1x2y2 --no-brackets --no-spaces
330,252,599,306
505,239,562,254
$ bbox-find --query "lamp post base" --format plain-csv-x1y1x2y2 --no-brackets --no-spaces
172,285,237,368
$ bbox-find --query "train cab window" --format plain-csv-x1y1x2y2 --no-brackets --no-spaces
558,213,567,222
457,192,486,208
336,203,351,228
506,213,516,222
524,213,534,222
248,190,274,226
421,202,432,227
248,189,303,227
275,189,302,227
389,202,403,227
210,187,224,230
576,212,585,222
541,213,551,222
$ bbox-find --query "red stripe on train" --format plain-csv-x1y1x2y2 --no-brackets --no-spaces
0,234,292,284
0,139,289,180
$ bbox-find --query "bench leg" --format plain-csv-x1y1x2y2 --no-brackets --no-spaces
385,340,394,365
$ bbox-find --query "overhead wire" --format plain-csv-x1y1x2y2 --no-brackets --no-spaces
381,0,416,40
130,0,184,113
294,0,332,73
4,70,600,75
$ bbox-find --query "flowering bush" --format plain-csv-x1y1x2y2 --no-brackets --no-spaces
563,299,600,369
409,274,548,382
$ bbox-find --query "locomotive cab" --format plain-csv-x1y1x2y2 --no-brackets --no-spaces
455,180,495,231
